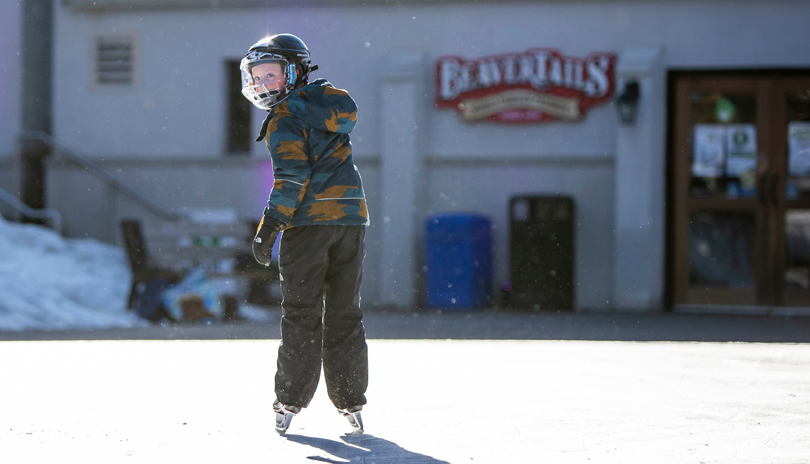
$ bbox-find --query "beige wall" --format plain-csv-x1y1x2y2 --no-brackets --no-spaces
42,0,810,311
43,153,615,309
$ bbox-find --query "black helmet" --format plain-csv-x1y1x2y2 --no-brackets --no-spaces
240,34,319,110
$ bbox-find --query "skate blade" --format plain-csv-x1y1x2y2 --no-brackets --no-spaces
346,411,364,434
275,411,294,435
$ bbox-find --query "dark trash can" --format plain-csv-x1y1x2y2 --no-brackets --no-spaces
425,214,493,310
505,196,575,310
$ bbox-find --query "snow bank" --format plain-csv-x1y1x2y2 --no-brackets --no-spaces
0,215,148,332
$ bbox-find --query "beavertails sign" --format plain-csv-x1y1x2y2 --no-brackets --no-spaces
435,49,616,123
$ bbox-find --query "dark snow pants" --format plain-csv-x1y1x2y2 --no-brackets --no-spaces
274,225,368,410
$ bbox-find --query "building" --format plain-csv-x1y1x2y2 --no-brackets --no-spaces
2,0,810,313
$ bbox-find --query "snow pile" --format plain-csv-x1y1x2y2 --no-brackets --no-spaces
0,215,148,332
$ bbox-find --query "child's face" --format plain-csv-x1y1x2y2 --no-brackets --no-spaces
251,62,287,91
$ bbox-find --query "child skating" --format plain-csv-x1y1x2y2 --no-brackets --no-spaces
240,33,370,435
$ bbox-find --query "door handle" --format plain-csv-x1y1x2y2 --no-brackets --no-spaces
758,174,767,205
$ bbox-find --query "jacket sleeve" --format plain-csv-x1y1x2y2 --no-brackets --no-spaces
263,114,311,224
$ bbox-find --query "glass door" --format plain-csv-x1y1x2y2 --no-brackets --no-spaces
774,78,810,307
673,77,772,307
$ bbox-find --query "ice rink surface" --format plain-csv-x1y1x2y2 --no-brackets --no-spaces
1,333,809,463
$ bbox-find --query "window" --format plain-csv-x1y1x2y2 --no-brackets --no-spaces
95,35,136,86
226,60,252,154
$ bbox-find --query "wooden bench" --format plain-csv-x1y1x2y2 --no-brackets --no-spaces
120,218,280,313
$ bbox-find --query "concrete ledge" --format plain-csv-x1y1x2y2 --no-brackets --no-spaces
5,309,810,343
676,304,810,318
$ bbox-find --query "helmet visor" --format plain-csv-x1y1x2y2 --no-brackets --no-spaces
240,53,295,109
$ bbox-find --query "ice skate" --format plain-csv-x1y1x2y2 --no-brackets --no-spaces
273,401,300,435
338,406,364,434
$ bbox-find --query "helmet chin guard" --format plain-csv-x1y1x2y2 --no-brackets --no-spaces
239,33,317,110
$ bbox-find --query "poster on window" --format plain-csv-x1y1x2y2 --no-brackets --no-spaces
725,124,757,177
789,122,810,177
693,125,725,177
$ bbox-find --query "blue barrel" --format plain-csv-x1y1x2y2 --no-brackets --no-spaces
425,214,493,309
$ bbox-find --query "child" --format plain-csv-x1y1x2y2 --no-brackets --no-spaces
240,33,369,435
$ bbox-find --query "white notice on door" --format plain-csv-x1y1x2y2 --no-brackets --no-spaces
725,124,757,177
789,122,810,177
693,125,725,177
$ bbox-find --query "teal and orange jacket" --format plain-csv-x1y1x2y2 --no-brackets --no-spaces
257,78,369,228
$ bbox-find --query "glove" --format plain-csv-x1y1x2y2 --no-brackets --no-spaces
252,216,285,266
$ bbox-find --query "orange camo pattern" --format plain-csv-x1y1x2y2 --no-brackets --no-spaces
297,179,311,205
308,200,350,222
276,140,307,161
266,112,288,139
266,105,308,145
322,86,348,96
324,109,358,132
276,204,296,219
331,142,351,162
315,185,358,199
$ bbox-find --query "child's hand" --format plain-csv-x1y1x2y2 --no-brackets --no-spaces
252,216,285,266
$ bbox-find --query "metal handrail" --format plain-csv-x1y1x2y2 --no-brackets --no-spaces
18,131,181,221
0,185,62,233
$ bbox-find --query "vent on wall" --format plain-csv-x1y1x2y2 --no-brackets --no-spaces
95,36,135,85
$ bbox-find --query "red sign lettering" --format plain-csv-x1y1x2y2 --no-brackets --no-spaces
435,49,616,123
